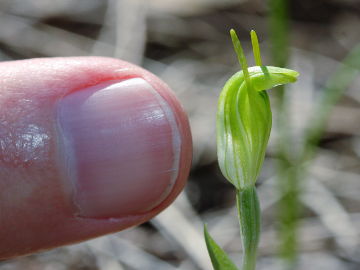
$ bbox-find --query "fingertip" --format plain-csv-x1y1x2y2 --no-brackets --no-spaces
0,56,192,259
57,77,188,218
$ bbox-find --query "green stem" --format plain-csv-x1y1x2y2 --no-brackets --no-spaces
236,186,261,270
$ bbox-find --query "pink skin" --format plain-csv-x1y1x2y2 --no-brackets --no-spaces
0,57,192,259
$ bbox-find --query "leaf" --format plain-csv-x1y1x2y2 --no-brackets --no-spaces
204,224,239,270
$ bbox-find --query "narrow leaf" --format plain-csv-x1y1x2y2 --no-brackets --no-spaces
204,224,239,270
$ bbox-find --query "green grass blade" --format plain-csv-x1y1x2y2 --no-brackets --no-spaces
269,0,289,68
204,224,239,270
302,43,360,161
268,0,299,266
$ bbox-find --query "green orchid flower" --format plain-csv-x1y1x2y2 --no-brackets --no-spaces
217,30,298,191
204,29,299,270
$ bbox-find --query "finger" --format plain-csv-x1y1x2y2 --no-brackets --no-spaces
0,57,192,259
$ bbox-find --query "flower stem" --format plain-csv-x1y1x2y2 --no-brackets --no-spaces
236,186,261,270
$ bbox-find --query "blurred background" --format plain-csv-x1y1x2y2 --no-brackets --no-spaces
1,0,360,269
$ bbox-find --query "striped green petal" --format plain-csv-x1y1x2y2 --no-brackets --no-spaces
217,66,298,190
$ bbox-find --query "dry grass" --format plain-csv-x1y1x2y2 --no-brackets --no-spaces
1,0,360,269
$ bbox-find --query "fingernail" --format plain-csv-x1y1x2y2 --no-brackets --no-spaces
57,78,181,218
